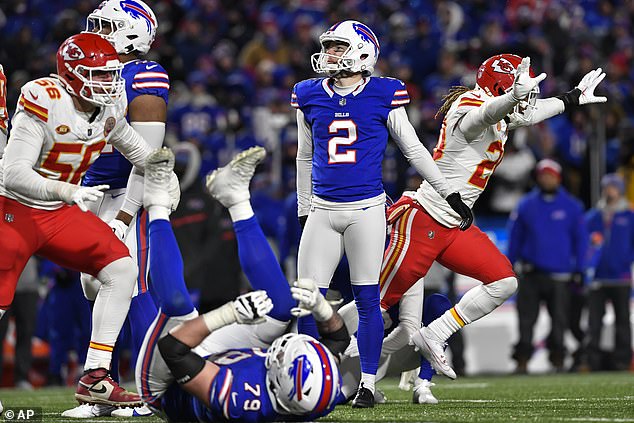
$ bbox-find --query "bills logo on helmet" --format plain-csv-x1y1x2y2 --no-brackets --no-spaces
287,355,312,401
62,42,86,61
352,22,379,54
491,58,516,74
120,0,155,31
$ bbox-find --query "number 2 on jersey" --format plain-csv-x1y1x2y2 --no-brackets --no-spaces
328,119,357,164
468,140,504,189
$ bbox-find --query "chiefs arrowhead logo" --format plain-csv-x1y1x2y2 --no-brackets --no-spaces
55,125,70,135
491,58,516,75
61,42,85,61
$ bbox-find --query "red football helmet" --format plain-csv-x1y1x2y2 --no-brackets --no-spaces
476,53,539,123
56,33,124,106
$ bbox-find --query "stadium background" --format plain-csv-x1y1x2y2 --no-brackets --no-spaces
0,0,632,385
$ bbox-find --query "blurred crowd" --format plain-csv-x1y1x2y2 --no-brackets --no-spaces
0,0,632,386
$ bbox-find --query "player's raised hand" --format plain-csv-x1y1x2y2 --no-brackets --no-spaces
71,185,110,212
576,68,607,105
511,57,547,101
291,278,334,321
233,290,273,324
0,65,8,133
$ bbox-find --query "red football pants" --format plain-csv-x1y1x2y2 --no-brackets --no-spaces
380,196,514,309
0,196,130,309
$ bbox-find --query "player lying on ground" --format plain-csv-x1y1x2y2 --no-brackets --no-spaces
136,146,348,421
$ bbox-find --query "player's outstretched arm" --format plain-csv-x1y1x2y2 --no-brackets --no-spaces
291,279,350,360
158,291,273,406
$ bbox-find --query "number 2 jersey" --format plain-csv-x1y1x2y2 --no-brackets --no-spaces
415,89,508,227
160,348,343,422
292,77,410,204
0,76,131,210
82,59,169,189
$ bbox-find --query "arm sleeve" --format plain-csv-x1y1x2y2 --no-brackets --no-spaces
3,113,75,202
381,278,423,355
458,92,518,140
119,122,166,216
387,107,452,199
507,98,565,130
0,129,6,159
109,121,153,170
296,109,313,216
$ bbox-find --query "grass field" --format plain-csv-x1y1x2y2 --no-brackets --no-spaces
0,372,632,422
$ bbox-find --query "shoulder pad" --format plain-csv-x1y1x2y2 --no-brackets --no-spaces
17,78,64,123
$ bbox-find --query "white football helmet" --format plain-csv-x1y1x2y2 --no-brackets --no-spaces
265,333,341,415
311,20,380,76
85,0,157,55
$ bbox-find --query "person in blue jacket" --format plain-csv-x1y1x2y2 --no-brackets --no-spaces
584,173,633,371
507,159,588,373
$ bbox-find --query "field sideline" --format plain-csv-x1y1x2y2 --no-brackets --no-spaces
0,373,632,422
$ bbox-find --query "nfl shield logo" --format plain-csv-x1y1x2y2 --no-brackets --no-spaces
428,230,435,239
339,98,346,106
5,213,14,223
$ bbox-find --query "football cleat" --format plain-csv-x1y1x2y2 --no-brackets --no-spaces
351,385,374,408
412,379,438,404
75,367,142,407
111,405,153,417
398,368,419,391
61,403,115,418
144,147,175,209
205,146,266,208
410,327,456,380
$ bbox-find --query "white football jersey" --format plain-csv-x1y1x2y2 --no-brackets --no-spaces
416,90,508,227
0,76,128,209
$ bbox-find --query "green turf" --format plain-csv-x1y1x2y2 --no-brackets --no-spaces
0,373,632,422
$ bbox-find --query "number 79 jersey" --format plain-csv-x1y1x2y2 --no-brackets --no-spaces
415,90,509,227
291,77,410,203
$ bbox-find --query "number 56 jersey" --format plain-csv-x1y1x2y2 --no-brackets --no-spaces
0,76,127,210
291,77,410,203
416,90,509,227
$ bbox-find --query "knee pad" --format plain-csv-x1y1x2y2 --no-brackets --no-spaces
485,277,518,302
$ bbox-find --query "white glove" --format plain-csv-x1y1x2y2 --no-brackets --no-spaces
576,68,607,105
108,218,128,241
232,290,273,324
511,57,547,101
69,185,109,212
168,171,181,211
290,278,333,322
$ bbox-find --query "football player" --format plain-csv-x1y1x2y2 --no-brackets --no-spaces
380,55,606,378
64,0,169,417
0,33,175,407
135,146,346,421
292,20,472,408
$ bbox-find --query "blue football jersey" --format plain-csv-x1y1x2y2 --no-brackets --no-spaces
82,60,169,189
291,77,410,203
160,348,342,422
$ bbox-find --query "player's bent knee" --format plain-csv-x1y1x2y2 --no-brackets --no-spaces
485,277,518,302
80,273,100,301
158,334,205,385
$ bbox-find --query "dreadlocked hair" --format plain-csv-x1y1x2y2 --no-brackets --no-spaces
435,86,471,119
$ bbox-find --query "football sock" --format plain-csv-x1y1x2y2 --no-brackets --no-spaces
360,373,375,394
352,283,382,391
86,257,136,370
128,292,157,367
418,360,435,381
428,277,517,342
148,219,194,317
228,200,254,222
148,205,170,222
233,216,295,322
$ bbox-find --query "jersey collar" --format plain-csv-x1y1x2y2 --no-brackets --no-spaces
322,77,370,98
